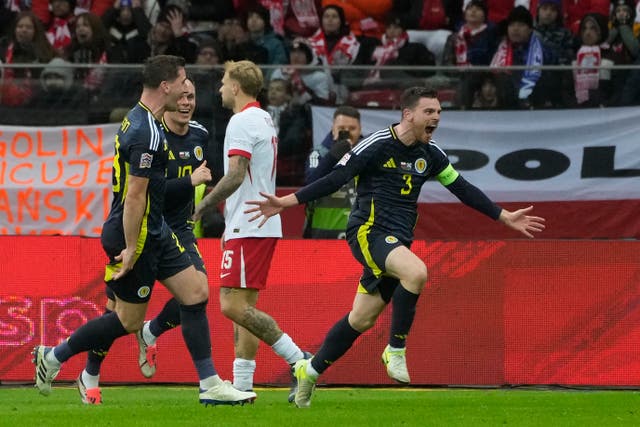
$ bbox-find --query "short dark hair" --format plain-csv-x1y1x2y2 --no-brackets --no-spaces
400,87,438,111
333,105,360,121
142,55,186,89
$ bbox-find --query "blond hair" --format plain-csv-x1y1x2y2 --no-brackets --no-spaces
224,60,264,98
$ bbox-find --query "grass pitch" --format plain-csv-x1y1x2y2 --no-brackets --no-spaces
1,385,638,426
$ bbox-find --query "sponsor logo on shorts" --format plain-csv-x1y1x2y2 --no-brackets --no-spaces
137,286,151,298
385,236,398,244
220,272,231,278
140,153,153,168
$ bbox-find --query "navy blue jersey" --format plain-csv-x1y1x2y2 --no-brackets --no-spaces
163,120,209,234
296,125,452,243
102,102,168,248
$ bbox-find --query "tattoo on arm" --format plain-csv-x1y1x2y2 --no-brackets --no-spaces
198,156,249,213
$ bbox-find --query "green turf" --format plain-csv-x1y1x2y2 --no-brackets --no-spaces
1,386,638,426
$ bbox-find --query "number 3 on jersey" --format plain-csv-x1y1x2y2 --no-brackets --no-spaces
221,249,234,270
401,174,413,195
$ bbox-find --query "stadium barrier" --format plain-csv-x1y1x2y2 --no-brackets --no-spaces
1,236,638,386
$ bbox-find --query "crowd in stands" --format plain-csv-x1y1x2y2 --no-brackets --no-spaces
1,0,640,183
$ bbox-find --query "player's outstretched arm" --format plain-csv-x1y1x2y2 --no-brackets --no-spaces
245,192,299,227
498,206,546,238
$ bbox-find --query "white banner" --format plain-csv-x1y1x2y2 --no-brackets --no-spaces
3,108,640,236
0,124,119,236
312,106,640,203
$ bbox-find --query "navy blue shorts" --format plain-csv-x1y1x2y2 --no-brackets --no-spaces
103,223,192,303
347,227,408,303
174,227,206,275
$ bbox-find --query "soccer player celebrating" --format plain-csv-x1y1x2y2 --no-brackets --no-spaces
33,55,255,406
76,78,217,404
193,60,310,400
246,87,546,408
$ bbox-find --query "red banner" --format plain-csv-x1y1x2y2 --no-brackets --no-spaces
1,237,638,386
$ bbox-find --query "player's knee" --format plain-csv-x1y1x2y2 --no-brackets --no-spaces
348,312,377,332
121,317,144,333
412,264,428,286
219,295,242,321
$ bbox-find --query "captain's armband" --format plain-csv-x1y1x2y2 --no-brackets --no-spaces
436,164,459,186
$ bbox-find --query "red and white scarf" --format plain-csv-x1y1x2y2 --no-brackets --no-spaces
455,24,487,66
84,50,108,91
491,34,543,99
259,0,319,36
573,45,601,104
367,32,409,80
46,17,73,51
308,29,360,66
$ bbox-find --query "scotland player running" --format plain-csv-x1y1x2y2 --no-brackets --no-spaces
246,87,546,408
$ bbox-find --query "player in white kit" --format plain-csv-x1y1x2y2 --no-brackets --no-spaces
193,60,310,401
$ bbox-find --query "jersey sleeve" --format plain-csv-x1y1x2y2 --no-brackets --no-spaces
226,116,254,159
127,125,159,179
296,138,374,204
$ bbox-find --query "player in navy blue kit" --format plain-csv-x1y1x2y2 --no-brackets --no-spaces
33,56,255,406
73,79,219,403
246,87,546,408
133,78,213,379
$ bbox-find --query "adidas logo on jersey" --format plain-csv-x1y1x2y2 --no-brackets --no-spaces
383,158,396,168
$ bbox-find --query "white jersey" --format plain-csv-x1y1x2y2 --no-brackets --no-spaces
223,103,282,241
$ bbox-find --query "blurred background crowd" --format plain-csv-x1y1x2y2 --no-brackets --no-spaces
1,0,640,186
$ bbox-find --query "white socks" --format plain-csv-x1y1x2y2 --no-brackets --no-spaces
271,333,303,364
81,369,100,389
233,358,256,391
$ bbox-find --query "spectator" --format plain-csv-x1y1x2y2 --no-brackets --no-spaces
532,0,574,107
393,0,463,32
606,0,639,105
444,1,497,66
74,0,112,16
102,0,152,64
0,11,55,107
67,12,109,96
26,57,90,125
321,0,392,38
457,71,517,108
270,37,333,105
149,0,198,62
217,17,268,63
32,0,78,56
190,38,229,183
528,0,610,36
571,12,614,107
0,1,28,39
265,78,313,186
308,5,361,101
364,14,436,88
245,4,288,65
490,6,544,108
187,0,236,32
235,0,322,38
308,5,360,66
